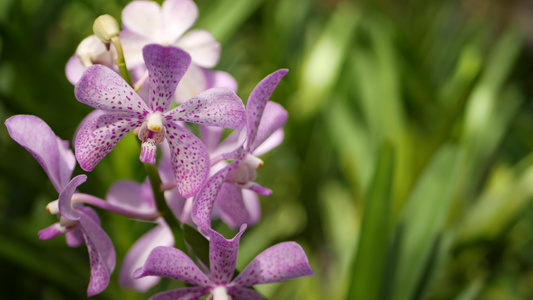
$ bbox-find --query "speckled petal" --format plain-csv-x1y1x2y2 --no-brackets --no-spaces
245,69,288,152
149,287,209,300
208,224,246,284
231,242,313,287
162,0,198,43
58,175,87,221
78,210,116,296
168,87,245,129
249,101,288,153
5,115,75,193
192,162,236,235
75,113,142,171
122,0,163,40
175,29,220,68
133,246,211,287
217,183,250,230
227,287,263,300
75,64,148,114
120,222,174,292
143,44,191,112
165,121,209,198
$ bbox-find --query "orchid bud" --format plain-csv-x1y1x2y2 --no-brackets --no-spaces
93,14,120,44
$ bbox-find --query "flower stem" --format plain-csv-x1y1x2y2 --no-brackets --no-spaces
110,35,132,86
144,163,187,252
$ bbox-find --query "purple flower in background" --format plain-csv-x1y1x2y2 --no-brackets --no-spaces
193,69,289,233
134,225,313,299
74,44,245,197
5,115,115,296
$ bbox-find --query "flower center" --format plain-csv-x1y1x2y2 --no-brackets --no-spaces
210,286,231,300
226,153,264,185
137,113,166,164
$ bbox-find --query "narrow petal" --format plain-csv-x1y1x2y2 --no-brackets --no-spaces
208,224,246,284
106,180,156,215
248,101,288,153
78,211,116,296
149,287,209,300
5,115,74,193
231,242,313,287
120,223,174,292
227,287,263,300
74,113,142,171
192,162,236,235
133,246,211,287
242,190,261,226
246,182,272,196
165,121,210,198
245,69,288,152
38,223,68,240
143,44,191,112
122,0,163,40
175,29,220,68
162,0,198,43
252,129,284,157
58,175,87,221
168,87,245,129
75,64,148,114
216,183,251,230
175,67,238,104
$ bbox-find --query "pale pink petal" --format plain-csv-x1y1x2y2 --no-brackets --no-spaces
200,125,225,153
162,0,198,43
231,242,313,287
75,64,148,114
58,175,87,221
106,180,156,215
38,223,68,240
208,224,246,284
249,101,287,153
245,69,288,152
175,66,238,104
143,44,191,112
165,121,209,198
246,182,272,196
74,113,142,171
242,189,261,226
66,227,85,247
168,87,245,129
122,0,163,40
120,222,174,291
133,246,211,287
121,30,151,69
227,287,263,300
150,287,209,300
5,115,74,193
216,183,250,230
175,29,220,68
65,55,87,85
252,129,284,157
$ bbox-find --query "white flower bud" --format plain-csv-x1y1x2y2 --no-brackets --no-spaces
93,14,120,44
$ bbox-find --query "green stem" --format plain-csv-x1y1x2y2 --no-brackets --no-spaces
144,163,187,252
111,35,132,86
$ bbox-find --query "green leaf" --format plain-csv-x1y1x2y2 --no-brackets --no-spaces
182,223,210,268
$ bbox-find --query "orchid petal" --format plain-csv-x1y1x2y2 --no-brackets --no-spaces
246,182,272,196
253,129,284,157
165,121,209,197
38,223,67,240
121,30,149,69
75,64,147,114
134,246,211,287
78,211,116,296
58,175,87,221
168,87,245,129
65,55,86,85
122,0,163,40
143,44,191,112
106,180,156,215
245,69,288,152
232,242,313,287
175,29,220,68
120,223,174,292
217,183,251,229
249,101,288,153
5,115,74,193
149,287,209,300
175,66,238,104
208,224,246,284
66,227,85,247
227,287,263,300
74,112,142,171
200,125,225,153
162,0,199,43
243,189,261,226
192,162,236,235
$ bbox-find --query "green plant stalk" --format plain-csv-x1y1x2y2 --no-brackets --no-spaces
111,35,132,86
144,162,187,252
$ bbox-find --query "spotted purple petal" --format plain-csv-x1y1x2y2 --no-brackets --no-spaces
168,87,245,129
216,183,251,229
134,246,211,287
58,175,87,221
231,242,313,287
245,69,288,152
249,101,288,153
165,121,209,198
208,224,246,284
149,287,210,300
75,112,142,171
75,64,147,114
5,115,75,193
143,44,191,112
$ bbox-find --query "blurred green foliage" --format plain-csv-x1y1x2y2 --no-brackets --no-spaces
2,0,533,299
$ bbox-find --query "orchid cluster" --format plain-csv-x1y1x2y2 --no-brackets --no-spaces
4,0,313,298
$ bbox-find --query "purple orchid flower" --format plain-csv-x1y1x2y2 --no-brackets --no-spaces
74,44,245,197
192,69,289,234
134,225,313,299
5,115,115,297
